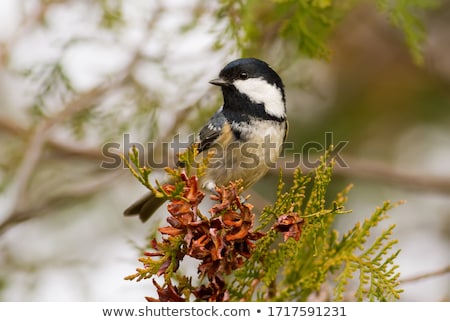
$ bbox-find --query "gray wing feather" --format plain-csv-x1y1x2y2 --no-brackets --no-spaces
198,109,226,152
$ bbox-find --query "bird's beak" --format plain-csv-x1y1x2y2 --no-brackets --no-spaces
209,78,230,87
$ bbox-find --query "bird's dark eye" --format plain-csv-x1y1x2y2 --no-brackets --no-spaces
239,72,248,80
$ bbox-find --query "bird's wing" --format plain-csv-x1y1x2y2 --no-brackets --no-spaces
198,109,227,152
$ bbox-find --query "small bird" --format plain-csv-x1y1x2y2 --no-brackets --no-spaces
124,58,288,222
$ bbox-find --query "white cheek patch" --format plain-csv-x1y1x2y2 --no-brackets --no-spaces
234,78,285,119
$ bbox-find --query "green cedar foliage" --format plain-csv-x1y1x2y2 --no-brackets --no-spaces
125,148,403,301
229,154,403,301
216,0,438,64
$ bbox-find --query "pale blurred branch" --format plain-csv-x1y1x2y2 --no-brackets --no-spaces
272,155,450,196
400,265,450,284
0,117,103,160
9,85,110,210
0,83,118,230
335,156,450,195
0,171,122,235
0,118,24,136
0,1,55,66
0,8,163,228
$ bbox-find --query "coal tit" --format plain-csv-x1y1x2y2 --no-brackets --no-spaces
124,58,288,222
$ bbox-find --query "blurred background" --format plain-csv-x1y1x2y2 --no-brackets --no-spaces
0,0,449,301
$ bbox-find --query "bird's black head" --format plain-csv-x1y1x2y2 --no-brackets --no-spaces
210,58,286,120
212,58,284,91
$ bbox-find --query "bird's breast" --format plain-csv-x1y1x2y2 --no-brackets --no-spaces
199,119,286,190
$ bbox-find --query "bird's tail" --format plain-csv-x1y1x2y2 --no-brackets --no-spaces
123,190,167,223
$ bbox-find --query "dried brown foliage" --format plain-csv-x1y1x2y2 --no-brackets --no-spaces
129,172,299,302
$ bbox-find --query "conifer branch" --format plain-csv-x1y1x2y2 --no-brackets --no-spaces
126,149,403,302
